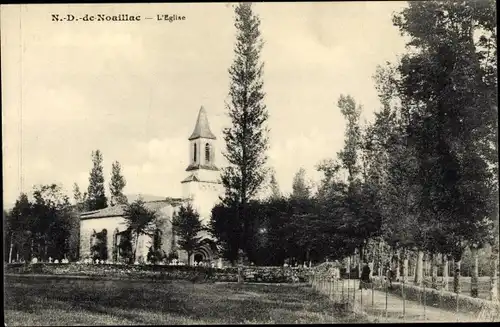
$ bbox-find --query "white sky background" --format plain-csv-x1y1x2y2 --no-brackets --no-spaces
1,2,408,207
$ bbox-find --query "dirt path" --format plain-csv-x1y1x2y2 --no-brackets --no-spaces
313,279,489,322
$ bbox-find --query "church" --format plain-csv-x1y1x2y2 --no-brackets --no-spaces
79,106,224,265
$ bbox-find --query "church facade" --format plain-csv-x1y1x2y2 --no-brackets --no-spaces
79,106,224,265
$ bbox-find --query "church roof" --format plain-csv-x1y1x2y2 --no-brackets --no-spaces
188,106,217,140
181,174,200,183
185,163,219,172
80,198,186,220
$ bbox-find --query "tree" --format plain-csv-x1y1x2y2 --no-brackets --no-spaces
337,95,362,183
291,167,311,200
172,203,203,265
387,0,497,295
118,229,134,264
210,203,241,265
267,169,281,200
30,184,75,261
5,194,32,263
219,2,269,262
123,199,157,263
73,182,88,212
90,229,108,261
147,229,166,264
336,94,369,274
109,161,128,206
87,150,108,211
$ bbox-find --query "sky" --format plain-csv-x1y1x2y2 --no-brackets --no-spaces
1,2,408,207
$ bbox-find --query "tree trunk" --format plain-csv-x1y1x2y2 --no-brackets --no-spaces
134,232,139,263
8,234,13,263
471,247,479,298
442,255,449,291
490,246,499,302
422,253,428,286
377,240,383,277
453,259,462,294
414,250,424,285
402,249,409,283
431,253,438,289
395,250,401,281
31,238,34,260
411,255,416,279
358,246,363,278
369,260,374,279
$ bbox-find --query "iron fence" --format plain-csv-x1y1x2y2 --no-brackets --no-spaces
308,274,499,323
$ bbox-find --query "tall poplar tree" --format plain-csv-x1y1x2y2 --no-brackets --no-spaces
291,167,311,200
87,150,108,211
268,169,281,200
214,2,269,262
109,161,128,206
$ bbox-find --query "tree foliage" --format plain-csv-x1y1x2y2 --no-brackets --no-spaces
123,199,157,262
87,150,108,211
172,203,203,264
109,161,128,207
218,2,269,262
147,229,166,264
291,167,311,200
5,185,79,262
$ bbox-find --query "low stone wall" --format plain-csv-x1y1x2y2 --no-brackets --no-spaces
4,263,310,284
236,266,310,283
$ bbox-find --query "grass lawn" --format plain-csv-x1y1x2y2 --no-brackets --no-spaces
4,275,367,325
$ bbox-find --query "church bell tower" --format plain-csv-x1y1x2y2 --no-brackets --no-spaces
181,106,223,224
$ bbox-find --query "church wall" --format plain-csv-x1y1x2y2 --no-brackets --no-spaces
156,205,177,258
80,216,128,261
184,181,223,225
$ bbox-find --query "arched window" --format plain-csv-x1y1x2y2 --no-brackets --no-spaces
193,143,197,162
205,143,210,163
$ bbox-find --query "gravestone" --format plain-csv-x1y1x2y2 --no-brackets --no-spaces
54,259,59,264
31,257,38,264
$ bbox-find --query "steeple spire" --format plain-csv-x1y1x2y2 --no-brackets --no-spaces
189,106,216,140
